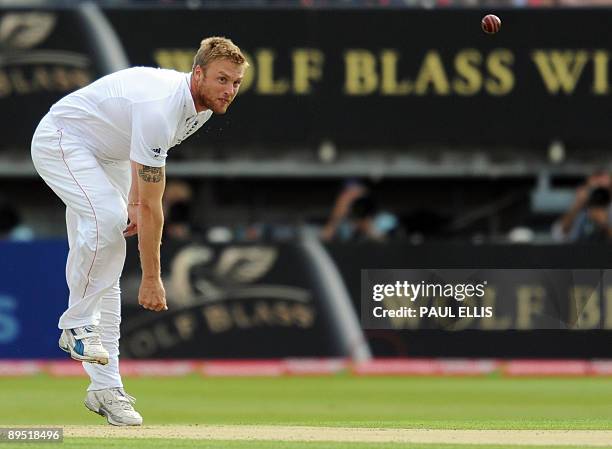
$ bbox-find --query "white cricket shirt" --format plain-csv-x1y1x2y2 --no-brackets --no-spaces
50,67,213,167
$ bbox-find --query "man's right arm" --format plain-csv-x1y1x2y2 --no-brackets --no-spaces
559,185,589,235
132,160,167,312
321,184,366,241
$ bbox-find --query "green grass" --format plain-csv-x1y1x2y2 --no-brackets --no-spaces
1,374,611,430
7,440,612,449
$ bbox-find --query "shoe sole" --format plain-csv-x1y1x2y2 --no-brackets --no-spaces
84,400,142,426
58,341,109,365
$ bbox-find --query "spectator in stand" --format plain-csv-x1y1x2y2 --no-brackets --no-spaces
552,170,612,242
577,187,612,241
321,180,398,242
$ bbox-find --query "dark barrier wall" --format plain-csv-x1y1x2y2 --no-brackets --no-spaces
2,7,612,150
0,240,68,358
119,239,355,359
0,239,357,359
2,240,612,359
328,243,612,358
103,8,612,148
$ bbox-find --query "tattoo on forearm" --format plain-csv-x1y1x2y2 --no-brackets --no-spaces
138,166,163,183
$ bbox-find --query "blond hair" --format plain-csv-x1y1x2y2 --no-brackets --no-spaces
192,36,249,71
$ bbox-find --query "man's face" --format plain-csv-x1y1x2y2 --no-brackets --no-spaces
192,59,245,114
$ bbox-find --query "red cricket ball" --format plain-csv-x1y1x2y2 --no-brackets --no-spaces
481,14,501,34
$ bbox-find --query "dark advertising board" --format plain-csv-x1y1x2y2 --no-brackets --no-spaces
2,7,612,151
361,269,609,331
329,243,612,358
0,6,127,150
119,238,359,359
3,240,612,359
0,238,361,359
104,8,612,149
0,240,68,359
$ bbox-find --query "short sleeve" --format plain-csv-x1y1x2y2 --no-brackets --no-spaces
129,100,173,167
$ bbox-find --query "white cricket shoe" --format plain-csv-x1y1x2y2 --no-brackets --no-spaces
58,326,109,365
84,388,143,426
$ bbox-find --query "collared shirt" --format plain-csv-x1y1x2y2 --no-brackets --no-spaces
50,67,213,167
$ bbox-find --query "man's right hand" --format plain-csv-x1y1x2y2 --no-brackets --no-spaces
574,185,590,209
123,204,139,237
138,276,168,312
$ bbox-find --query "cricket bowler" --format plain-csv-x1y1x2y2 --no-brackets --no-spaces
30,36,248,425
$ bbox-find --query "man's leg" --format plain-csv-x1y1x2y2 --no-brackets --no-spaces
79,160,142,426
59,183,127,330
31,115,128,363
82,158,130,384
80,244,142,426
82,279,122,391
32,115,141,425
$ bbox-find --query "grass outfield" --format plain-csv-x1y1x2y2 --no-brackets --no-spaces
2,375,612,448
2,375,611,429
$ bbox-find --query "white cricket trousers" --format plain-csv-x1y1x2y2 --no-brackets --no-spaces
31,113,130,391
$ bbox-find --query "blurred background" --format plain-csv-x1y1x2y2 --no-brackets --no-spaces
2,0,612,376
